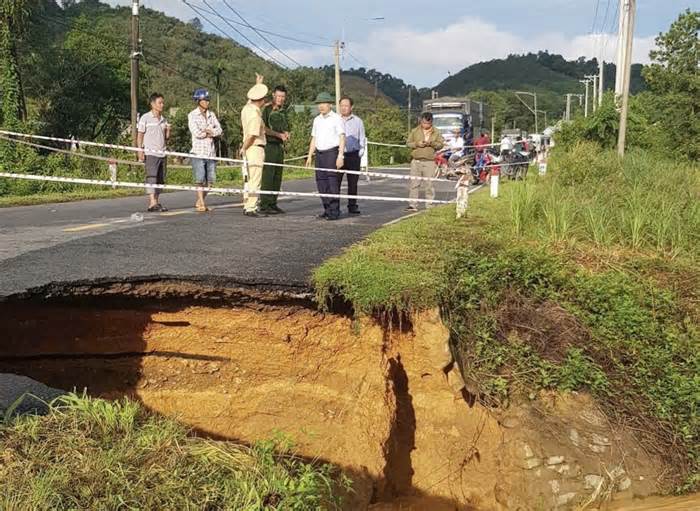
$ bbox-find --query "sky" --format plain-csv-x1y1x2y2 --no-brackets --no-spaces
103,0,696,87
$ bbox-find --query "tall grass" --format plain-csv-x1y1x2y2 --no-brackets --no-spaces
0,394,348,510
508,142,700,257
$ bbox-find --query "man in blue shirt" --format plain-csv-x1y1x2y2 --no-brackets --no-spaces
339,96,366,215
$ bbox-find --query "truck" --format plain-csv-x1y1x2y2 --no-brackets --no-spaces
422,97,490,142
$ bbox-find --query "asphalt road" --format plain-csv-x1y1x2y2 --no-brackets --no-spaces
0,174,459,297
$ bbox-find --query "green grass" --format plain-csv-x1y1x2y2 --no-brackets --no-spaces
0,394,349,510
508,142,700,257
314,144,700,491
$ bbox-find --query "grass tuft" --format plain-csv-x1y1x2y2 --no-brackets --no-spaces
0,394,349,510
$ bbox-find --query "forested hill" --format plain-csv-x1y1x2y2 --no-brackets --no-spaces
435,52,647,97
20,0,390,142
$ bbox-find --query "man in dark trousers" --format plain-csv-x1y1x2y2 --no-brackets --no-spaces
260,85,289,214
339,96,366,215
306,92,346,220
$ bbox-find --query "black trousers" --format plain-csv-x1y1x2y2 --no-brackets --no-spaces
315,147,340,218
341,151,361,208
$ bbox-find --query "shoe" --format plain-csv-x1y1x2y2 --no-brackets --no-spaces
157,204,168,212
404,205,418,212
244,210,266,217
272,205,286,214
348,207,361,215
317,213,328,219
325,215,340,221
259,207,280,215
147,205,159,212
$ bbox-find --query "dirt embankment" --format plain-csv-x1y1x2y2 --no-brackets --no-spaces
1,280,697,510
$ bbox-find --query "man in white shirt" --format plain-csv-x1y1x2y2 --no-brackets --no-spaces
188,88,222,212
306,92,346,221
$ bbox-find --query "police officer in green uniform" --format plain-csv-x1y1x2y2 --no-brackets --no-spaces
260,85,290,214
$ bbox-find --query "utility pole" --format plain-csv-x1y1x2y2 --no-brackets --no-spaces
598,59,605,107
334,40,342,112
579,79,590,117
515,91,538,133
617,0,636,156
407,87,412,133
585,74,598,112
565,94,584,121
130,0,140,147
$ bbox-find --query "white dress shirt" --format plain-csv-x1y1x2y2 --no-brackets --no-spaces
312,111,345,151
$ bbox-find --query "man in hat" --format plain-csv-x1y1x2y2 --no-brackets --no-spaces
305,92,345,220
239,74,268,217
188,88,222,212
259,85,289,215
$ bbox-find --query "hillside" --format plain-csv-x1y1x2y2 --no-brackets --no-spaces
436,52,647,98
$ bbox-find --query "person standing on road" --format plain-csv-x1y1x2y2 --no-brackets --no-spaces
339,96,366,216
405,112,443,212
260,85,289,215
188,88,222,212
137,92,170,212
240,74,268,218
306,92,346,221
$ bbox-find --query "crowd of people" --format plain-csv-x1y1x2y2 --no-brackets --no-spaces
136,75,369,219
135,75,459,218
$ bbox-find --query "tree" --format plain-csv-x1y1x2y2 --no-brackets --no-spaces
0,0,35,126
642,9,700,159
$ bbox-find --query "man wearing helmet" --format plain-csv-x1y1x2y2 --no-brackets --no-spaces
188,88,222,212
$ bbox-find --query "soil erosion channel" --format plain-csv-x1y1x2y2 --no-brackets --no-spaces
1,280,696,510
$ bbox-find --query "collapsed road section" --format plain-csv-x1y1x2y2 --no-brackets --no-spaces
0,278,684,510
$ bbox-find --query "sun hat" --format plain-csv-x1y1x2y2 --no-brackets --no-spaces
313,92,334,104
247,84,269,101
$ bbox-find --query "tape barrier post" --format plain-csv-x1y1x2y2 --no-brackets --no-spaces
108,159,117,189
490,165,500,198
361,145,370,183
455,178,469,219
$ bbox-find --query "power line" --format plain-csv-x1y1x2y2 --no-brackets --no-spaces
590,0,602,34
182,0,287,69
220,0,302,66
191,3,333,47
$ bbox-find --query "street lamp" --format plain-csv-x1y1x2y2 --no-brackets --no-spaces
515,91,538,133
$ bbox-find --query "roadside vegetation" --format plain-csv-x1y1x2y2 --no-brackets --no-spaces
315,143,699,491
315,13,699,491
0,393,348,510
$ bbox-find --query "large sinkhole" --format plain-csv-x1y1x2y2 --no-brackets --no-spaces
3,279,687,511
0,279,466,510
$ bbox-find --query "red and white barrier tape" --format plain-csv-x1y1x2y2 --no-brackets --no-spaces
0,130,450,184
0,171,454,205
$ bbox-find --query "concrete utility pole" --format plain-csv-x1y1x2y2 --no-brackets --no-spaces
599,59,605,107
565,94,584,121
407,87,412,133
515,91,538,133
130,0,140,146
585,74,598,112
334,40,342,112
617,0,636,156
579,79,591,117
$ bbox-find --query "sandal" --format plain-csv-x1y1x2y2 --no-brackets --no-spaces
195,205,211,212
147,205,160,212
157,204,168,212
